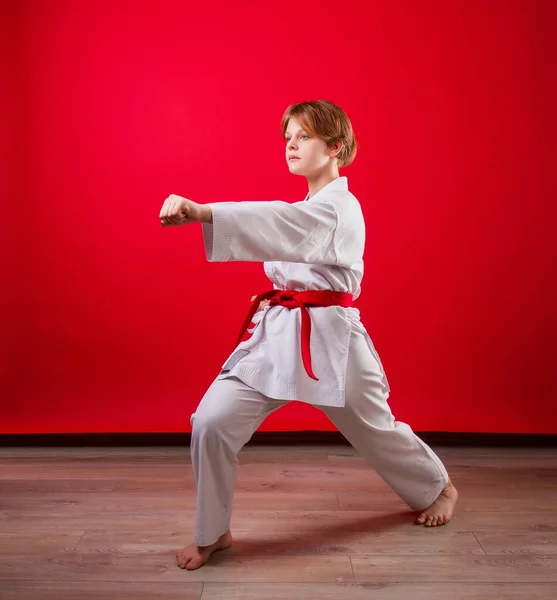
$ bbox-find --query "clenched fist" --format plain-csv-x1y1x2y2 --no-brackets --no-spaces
159,194,212,227
251,295,270,311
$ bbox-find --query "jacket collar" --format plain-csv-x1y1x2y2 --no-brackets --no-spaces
304,176,348,201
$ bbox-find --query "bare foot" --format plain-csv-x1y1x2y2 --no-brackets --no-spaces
415,480,459,527
176,530,233,570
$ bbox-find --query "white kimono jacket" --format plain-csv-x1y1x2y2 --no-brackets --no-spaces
201,176,382,408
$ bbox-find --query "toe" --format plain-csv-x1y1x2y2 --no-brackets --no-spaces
415,513,427,524
185,558,201,570
425,515,434,526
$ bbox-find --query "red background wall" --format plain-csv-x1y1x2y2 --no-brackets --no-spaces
1,0,555,434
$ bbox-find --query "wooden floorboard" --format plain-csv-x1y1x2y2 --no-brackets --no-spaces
0,445,556,599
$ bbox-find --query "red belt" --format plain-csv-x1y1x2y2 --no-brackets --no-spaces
235,290,354,381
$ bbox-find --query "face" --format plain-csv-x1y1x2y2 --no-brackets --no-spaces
284,117,340,177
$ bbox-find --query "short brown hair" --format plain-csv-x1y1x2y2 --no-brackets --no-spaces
280,100,358,167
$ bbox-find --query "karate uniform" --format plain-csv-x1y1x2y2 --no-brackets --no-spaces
190,176,449,546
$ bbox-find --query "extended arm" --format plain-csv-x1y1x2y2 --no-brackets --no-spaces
201,199,347,265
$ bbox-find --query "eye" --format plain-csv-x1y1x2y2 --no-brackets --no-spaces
301,135,309,140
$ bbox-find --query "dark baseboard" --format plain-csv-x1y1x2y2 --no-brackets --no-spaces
0,431,556,447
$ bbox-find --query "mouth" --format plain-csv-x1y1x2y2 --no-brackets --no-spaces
288,157,300,161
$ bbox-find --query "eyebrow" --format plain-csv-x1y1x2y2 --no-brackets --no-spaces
285,129,308,137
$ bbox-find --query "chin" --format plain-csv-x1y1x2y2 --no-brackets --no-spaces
287,163,307,176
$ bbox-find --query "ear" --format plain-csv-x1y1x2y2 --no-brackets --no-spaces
329,140,343,159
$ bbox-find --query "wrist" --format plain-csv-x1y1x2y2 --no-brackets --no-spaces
200,204,213,224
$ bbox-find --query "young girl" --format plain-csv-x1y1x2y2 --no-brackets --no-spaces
159,100,458,571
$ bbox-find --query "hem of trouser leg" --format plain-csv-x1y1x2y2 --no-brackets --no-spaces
194,537,219,547
413,476,448,511
194,531,229,547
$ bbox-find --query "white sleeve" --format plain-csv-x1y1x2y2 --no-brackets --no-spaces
201,197,359,266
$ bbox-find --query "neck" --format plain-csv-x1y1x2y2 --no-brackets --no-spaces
306,167,340,199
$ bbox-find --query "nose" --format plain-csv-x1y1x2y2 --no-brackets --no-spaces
288,139,297,151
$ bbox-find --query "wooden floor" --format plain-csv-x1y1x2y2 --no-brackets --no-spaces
0,444,556,599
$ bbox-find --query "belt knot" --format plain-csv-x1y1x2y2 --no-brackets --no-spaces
269,291,299,308
234,289,354,381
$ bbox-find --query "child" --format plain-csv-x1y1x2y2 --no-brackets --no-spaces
159,100,458,571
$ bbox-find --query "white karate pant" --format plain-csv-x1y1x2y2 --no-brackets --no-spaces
189,323,449,546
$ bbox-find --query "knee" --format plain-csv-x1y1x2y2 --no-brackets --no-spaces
190,410,227,444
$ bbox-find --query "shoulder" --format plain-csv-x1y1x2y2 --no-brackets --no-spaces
321,188,363,218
